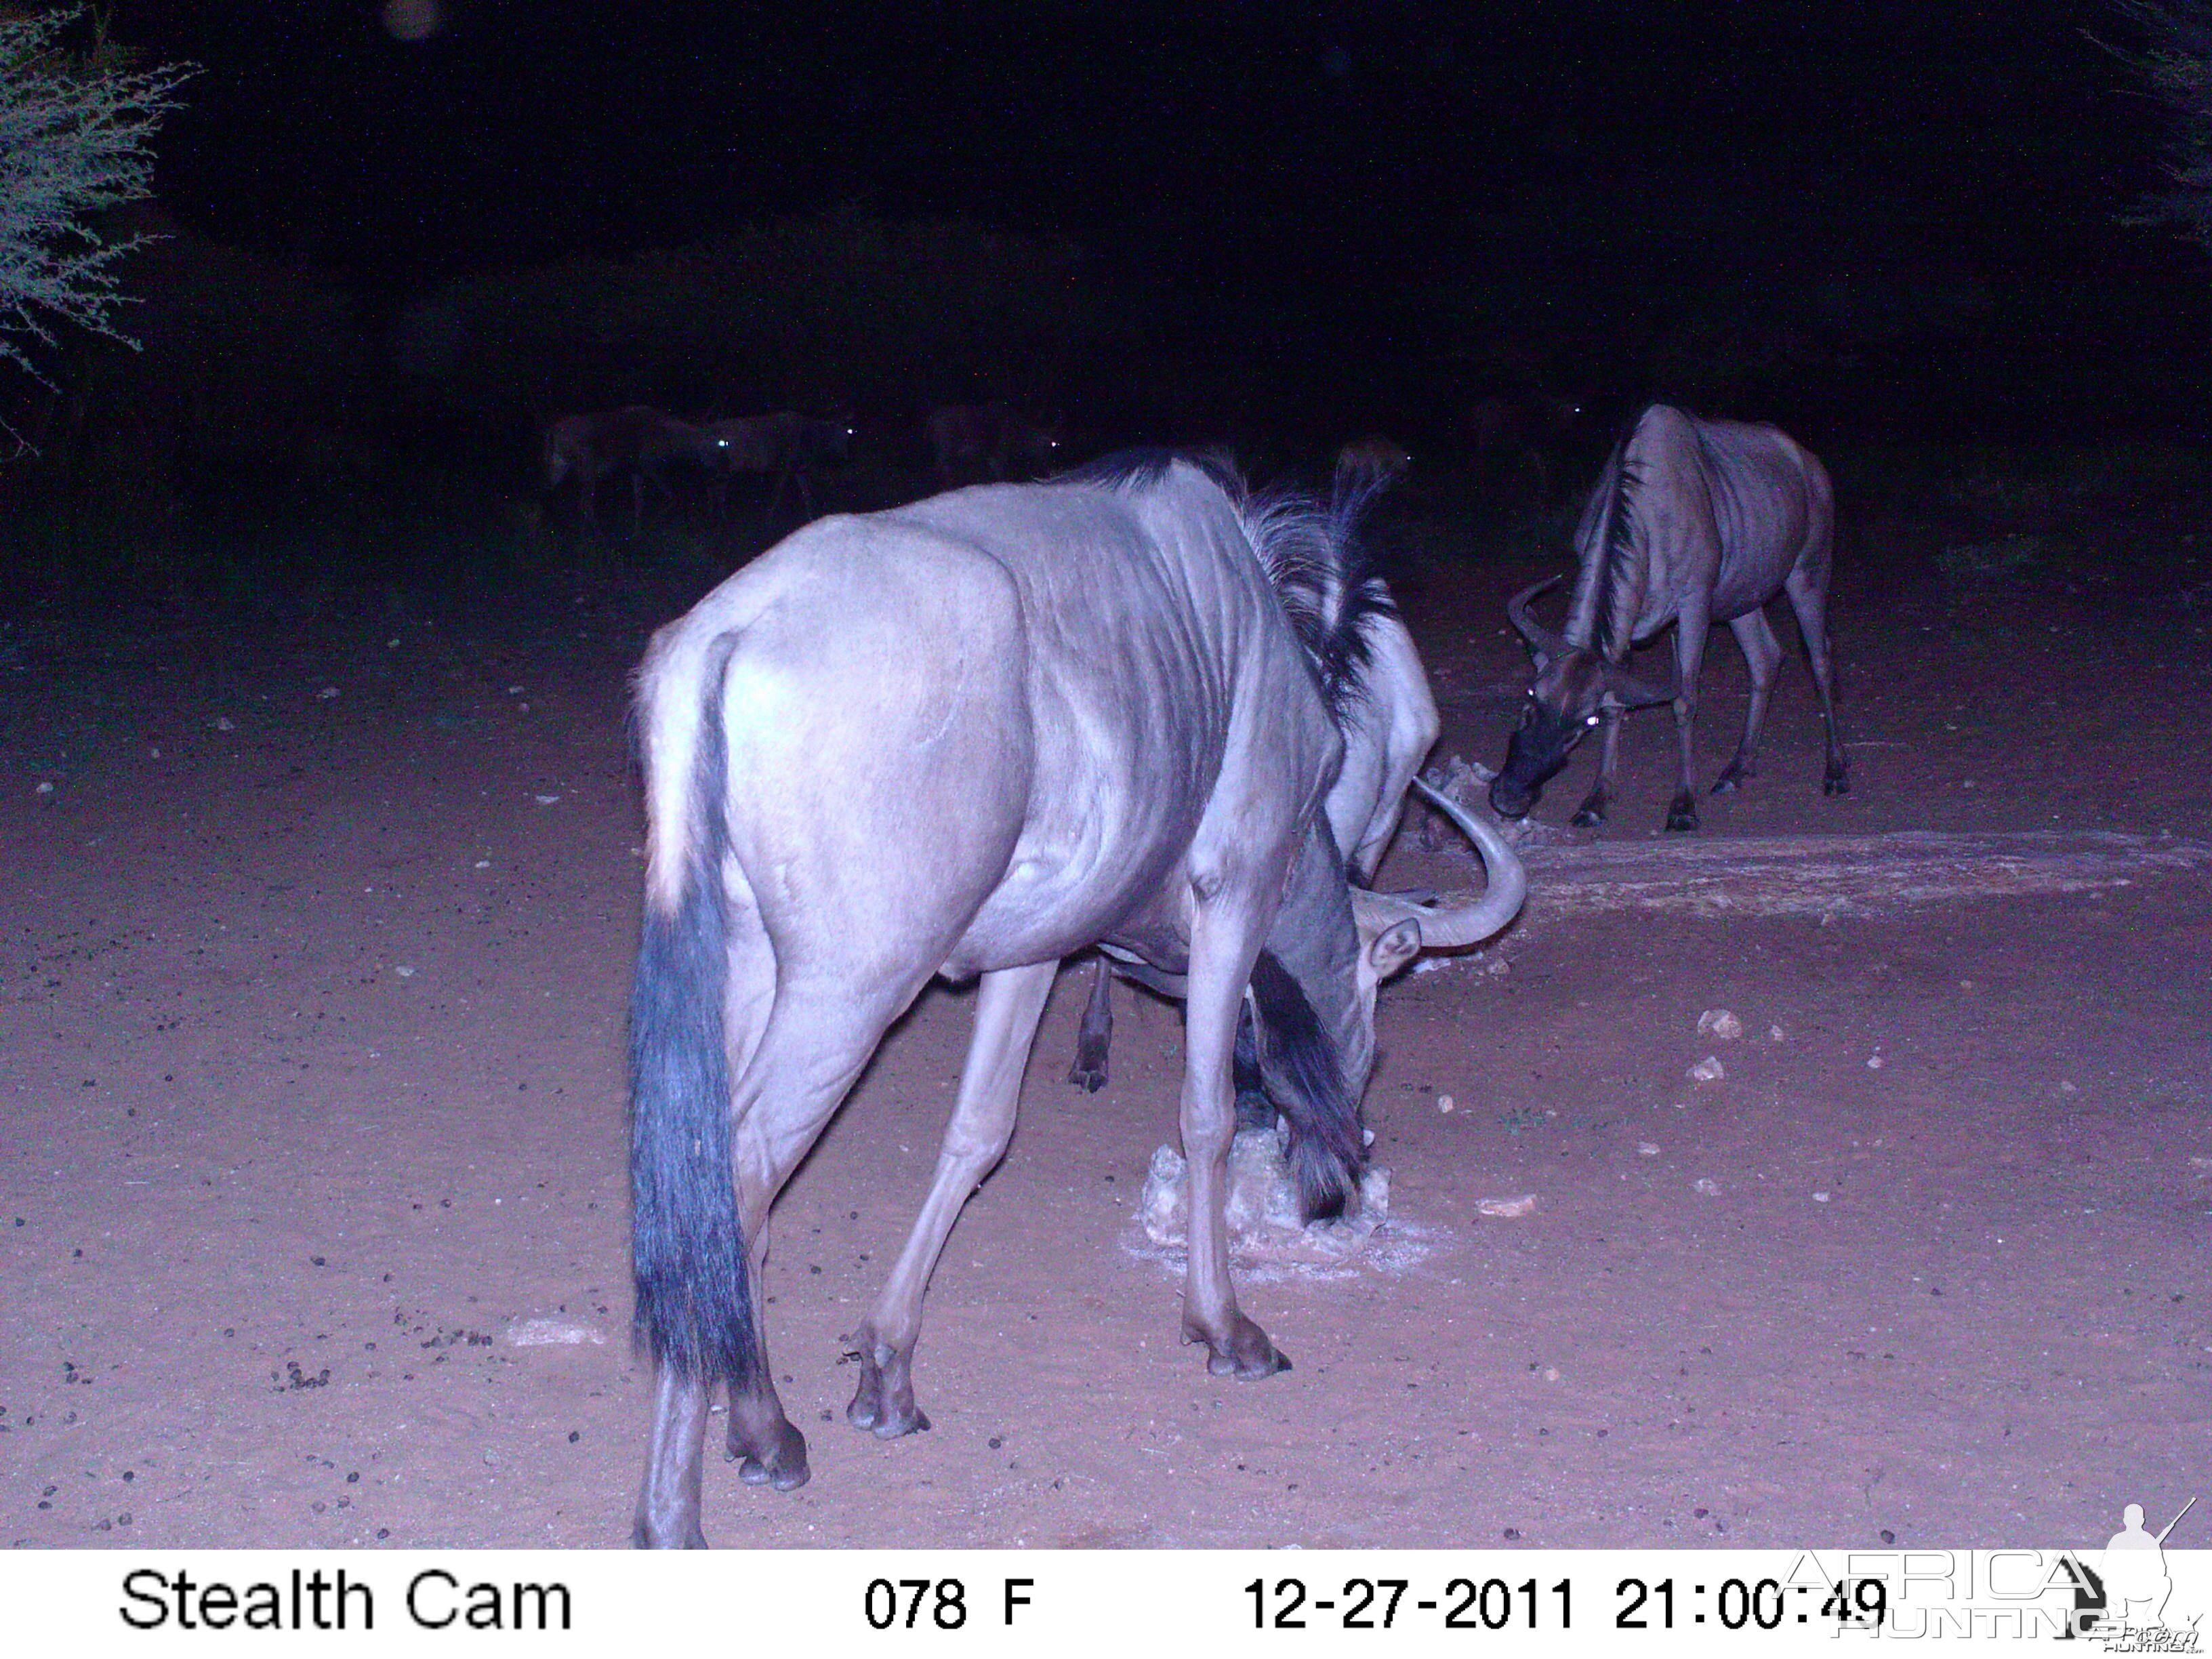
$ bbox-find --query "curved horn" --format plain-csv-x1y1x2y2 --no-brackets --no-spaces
1507,577,1570,661
1602,655,1680,708
1370,776,1527,950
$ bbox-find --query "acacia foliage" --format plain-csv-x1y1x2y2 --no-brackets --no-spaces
2112,1,2212,250
0,6,189,378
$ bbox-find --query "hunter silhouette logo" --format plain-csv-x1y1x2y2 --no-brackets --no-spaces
2078,1497,2200,1647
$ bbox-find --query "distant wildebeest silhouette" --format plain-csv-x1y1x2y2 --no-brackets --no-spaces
1488,403,1843,834
1467,389,1583,506
544,406,712,535
924,401,1062,486
703,411,855,524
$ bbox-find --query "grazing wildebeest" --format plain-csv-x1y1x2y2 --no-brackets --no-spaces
543,406,712,534
1488,403,1843,834
1063,462,1443,1112
703,411,855,523
925,401,1063,486
627,452,1525,1547
1468,388,1582,504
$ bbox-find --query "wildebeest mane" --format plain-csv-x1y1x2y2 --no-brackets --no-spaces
1585,409,1650,659
1248,946,1366,1222
1069,447,1394,729
1063,445,1242,495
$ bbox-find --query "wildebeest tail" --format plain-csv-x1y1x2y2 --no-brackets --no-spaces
1248,948,1366,1223
628,636,760,1391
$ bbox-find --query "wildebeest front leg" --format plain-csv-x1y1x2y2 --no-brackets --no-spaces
1179,901,1288,1378
1570,710,1622,828
1712,609,1782,794
1665,612,1713,832
848,961,1057,1439
1068,955,1113,1090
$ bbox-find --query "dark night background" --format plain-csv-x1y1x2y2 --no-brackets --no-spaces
6,0,2210,596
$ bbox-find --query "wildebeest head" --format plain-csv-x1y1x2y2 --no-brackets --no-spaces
1488,577,1676,819
1248,776,1526,1224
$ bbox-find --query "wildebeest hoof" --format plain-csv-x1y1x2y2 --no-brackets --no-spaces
1185,1313,1290,1379
1824,774,1850,796
726,1416,811,1490
846,1387,930,1439
1664,794,1700,833
1569,804,1606,829
1067,1059,1107,1092
845,1345,931,1438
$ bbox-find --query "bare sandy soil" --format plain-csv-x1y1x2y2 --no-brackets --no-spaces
3,497,2208,1551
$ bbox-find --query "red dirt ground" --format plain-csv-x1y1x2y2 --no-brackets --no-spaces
4,501,2208,1551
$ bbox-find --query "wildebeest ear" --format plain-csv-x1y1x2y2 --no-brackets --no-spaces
1368,917,1421,980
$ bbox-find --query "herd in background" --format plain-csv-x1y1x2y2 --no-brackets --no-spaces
539,388,1593,538
544,388,1844,836
540,398,1062,534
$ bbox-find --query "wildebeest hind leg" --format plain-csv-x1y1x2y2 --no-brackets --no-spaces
1068,955,1113,1090
713,995,915,1491
1712,610,1782,794
848,962,1057,1439
1784,568,1848,795
1664,614,1711,832
635,1365,714,1547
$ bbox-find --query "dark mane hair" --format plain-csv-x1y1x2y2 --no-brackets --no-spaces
1586,408,1649,658
1064,445,1397,728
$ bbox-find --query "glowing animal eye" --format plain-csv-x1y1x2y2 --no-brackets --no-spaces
1585,715,1601,726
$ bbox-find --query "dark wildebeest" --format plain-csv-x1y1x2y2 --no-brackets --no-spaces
544,406,712,535
1488,403,1843,834
703,411,855,523
924,401,1063,486
1468,388,1582,505
626,452,1524,1546
1063,460,1448,1116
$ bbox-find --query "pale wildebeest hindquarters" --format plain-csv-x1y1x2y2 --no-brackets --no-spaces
627,453,1525,1547
1064,459,1448,1115
543,406,712,535
1488,403,1844,834
925,401,1063,487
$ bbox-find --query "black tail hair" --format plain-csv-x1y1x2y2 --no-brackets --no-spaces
1248,949,1366,1222
629,639,760,1391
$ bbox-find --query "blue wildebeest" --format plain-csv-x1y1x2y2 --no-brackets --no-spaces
924,400,1063,486
543,406,712,535
626,452,1524,1547
1065,459,1446,1115
1488,403,1843,834
703,411,855,524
